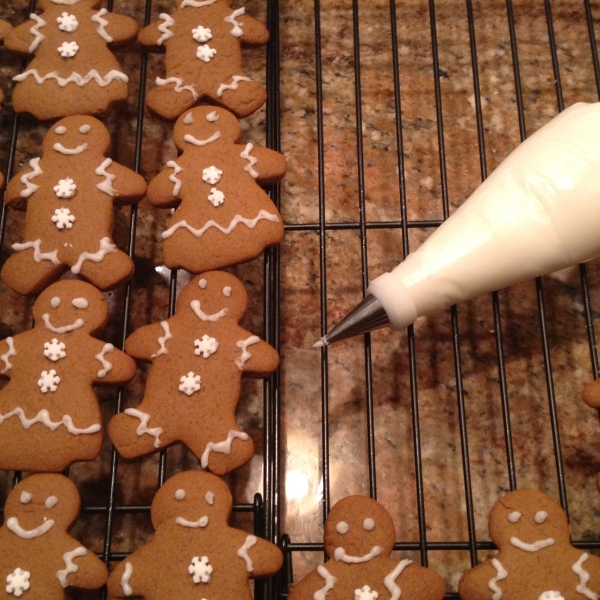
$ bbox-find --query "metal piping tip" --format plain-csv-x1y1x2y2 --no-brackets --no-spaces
314,295,390,347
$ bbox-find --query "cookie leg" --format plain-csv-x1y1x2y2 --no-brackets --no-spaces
188,428,255,475
146,83,198,121
1,250,65,295
209,78,267,118
76,249,135,291
109,410,172,459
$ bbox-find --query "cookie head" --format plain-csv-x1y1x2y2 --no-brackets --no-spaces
33,280,109,335
151,471,233,530
4,474,80,534
39,0,100,9
324,496,396,561
174,106,241,151
44,116,110,158
488,489,569,552
177,271,248,322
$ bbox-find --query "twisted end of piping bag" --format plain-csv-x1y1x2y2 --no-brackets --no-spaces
313,273,418,347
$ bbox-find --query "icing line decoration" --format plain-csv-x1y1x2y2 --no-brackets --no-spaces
42,313,83,334
509,537,554,552
1,337,16,374
314,565,337,600
121,562,133,597
54,142,88,155
151,321,173,357
190,300,229,322
184,131,221,146
162,210,280,240
95,158,117,196
0,408,101,435
216,75,252,97
237,535,257,572
123,408,163,447
56,546,87,588
176,515,209,528
383,559,412,600
181,0,217,7
200,429,249,468
12,240,59,265
14,69,129,87
240,143,259,178
20,157,43,198
95,343,114,377
29,13,46,53
235,336,260,370
573,553,598,600
157,13,175,45
166,161,183,196
224,7,245,37
7,516,55,539
488,558,508,600
71,237,117,274
334,545,382,563
156,77,199,100
91,8,113,42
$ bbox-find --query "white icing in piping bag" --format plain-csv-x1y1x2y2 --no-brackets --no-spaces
320,102,600,346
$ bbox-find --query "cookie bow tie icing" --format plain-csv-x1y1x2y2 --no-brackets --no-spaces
1,115,147,296
109,271,279,475
0,474,108,598
107,471,283,599
0,280,136,472
289,495,446,600
146,106,286,274
459,489,600,600
138,0,269,119
3,0,138,120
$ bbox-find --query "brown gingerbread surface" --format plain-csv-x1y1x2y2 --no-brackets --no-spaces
0,474,108,599
147,106,285,273
139,0,269,119
0,19,12,110
4,0,137,120
106,470,283,600
1,115,146,296
0,280,136,472
458,489,600,600
109,271,279,475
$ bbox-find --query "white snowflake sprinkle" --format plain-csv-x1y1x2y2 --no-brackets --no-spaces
57,41,79,58
202,166,222,185
208,187,225,207
57,12,79,32
6,568,30,597
354,586,378,600
188,556,213,584
51,207,75,230
38,369,61,393
192,25,212,43
179,372,201,396
194,335,219,358
44,338,66,362
53,177,76,199
196,44,217,62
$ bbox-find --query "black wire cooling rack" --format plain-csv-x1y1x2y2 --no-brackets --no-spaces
1,1,600,600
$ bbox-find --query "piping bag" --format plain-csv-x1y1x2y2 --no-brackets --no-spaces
317,102,600,346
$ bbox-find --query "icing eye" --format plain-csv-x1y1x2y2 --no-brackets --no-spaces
206,110,219,122
79,124,91,133
363,518,375,531
184,112,194,124
20,491,32,504
199,279,207,289
45,496,58,509
51,297,61,308
71,298,88,309
205,491,214,505
175,489,186,500
222,286,231,297
507,511,521,523
55,126,67,135
335,521,349,534
534,510,548,524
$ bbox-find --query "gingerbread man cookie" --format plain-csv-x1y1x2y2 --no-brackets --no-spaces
147,106,285,273
0,474,108,599
138,0,269,119
1,115,146,295
0,280,136,472
289,496,445,600
458,489,600,600
109,271,279,475
107,471,283,600
4,0,137,120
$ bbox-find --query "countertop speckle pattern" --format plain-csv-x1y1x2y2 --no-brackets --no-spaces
1,0,600,595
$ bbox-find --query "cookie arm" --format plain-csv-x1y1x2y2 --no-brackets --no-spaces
0,20,12,42
138,20,163,48
107,551,151,600
393,564,446,600
146,169,182,208
61,546,108,590
238,15,270,46
104,162,147,206
0,337,16,379
93,341,137,385
458,561,498,600
240,146,287,185
246,536,284,578
101,12,139,44
287,568,331,600
3,19,36,55
236,334,280,377
125,322,169,361
5,163,37,208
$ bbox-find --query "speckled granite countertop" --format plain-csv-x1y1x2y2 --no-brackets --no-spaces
1,0,600,595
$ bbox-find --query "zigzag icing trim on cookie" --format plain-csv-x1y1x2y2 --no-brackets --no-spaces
488,558,508,600
151,321,173,357
224,7,245,37
95,158,117,196
29,13,46,53
0,337,16,375
123,408,163,447
216,75,252,97
12,239,60,265
91,8,113,42
162,210,280,239
237,535,257,571
234,336,259,370
573,553,598,600
156,77,199,100
95,343,114,378
240,143,259,178
166,161,183,196
200,429,249,468
0,407,101,435
383,559,412,600
157,13,175,45
56,547,87,588
70,237,117,274
20,157,43,198
14,69,128,87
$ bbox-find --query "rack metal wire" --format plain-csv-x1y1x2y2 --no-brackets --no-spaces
1,1,600,599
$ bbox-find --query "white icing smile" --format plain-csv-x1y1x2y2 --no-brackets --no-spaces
176,515,209,528
53,142,88,155
184,131,221,146
334,546,382,563
7,516,55,539
51,0,81,4
190,300,228,322
42,313,84,334
509,536,555,552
